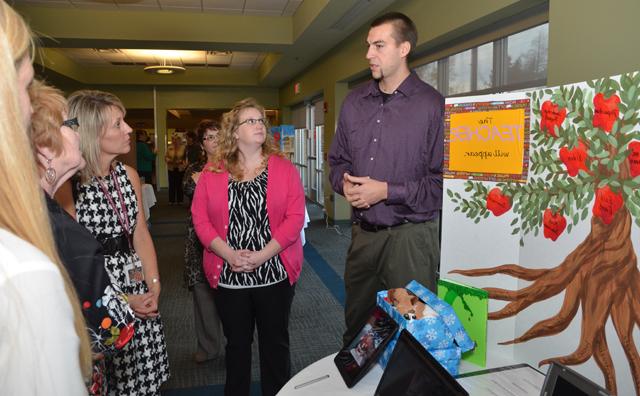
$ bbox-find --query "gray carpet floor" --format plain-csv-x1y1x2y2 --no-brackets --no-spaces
149,190,351,391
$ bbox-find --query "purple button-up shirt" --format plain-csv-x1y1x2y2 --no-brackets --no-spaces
328,72,444,226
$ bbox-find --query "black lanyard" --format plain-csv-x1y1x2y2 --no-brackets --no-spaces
96,167,133,249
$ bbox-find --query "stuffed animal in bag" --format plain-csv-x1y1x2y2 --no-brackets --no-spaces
387,288,437,320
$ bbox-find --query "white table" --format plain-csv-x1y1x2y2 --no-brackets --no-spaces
141,183,157,220
278,353,381,395
278,352,544,395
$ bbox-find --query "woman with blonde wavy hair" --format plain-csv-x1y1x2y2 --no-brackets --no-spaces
61,89,170,395
192,97,305,396
0,1,90,394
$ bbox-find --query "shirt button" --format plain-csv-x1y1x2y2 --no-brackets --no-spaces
373,138,377,142
370,157,374,161
376,120,381,123
224,225,228,229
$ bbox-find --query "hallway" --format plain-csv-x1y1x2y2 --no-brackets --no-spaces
149,190,351,395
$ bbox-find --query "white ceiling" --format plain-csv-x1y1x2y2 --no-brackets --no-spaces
12,0,303,15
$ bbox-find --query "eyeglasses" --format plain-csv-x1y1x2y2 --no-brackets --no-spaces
238,118,265,126
203,135,218,142
62,117,79,129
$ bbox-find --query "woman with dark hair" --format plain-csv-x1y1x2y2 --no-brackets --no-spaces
192,98,305,396
183,119,224,363
135,129,155,184
29,80,136,395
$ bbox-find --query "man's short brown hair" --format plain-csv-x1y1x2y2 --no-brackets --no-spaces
370,12,417,54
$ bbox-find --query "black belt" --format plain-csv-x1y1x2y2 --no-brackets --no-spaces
98,234,133,256
355,220,410,233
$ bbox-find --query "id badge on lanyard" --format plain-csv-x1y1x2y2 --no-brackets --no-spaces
124,256,144,285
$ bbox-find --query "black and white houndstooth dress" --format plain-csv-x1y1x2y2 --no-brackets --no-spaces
75,162,170,395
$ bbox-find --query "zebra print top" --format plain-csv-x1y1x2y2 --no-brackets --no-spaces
218,167,288,288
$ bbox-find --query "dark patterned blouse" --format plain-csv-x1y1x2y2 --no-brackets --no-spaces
183,160,208,289
218,168,287,288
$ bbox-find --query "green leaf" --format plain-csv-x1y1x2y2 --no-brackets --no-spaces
581,207,589,220
573,213,579,224
447,189,453,198
567,223,573,233
512,227,520,235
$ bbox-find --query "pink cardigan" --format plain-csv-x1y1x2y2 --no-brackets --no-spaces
191,155,305,288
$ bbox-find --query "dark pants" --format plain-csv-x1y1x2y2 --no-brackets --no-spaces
343,218,440,346
214,280,295,396
168,169,184,203
137,170,153,185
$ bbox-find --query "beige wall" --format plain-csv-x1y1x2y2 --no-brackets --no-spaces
547,0,640,86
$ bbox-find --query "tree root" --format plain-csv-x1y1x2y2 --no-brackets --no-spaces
451,209,639,395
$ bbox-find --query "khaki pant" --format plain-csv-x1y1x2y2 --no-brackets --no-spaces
343,218,440,346
193,282,224,359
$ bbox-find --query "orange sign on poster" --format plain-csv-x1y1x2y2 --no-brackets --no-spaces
445,99,530,182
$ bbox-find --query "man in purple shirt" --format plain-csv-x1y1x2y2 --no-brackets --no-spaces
328,12,444,345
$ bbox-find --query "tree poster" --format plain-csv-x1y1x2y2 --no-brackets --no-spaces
440,72,640,396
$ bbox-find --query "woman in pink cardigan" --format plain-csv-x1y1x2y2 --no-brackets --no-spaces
191,98,305,396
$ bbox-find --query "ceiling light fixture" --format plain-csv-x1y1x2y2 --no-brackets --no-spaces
144,60,186,75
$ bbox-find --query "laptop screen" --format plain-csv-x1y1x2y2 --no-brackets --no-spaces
540,362,611,396
374,329,468,396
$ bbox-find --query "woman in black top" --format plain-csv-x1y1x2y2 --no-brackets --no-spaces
28,80,135,396
183,119,224,363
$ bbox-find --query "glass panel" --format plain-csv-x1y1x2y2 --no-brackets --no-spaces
448,49,472,95
415,61,438,89
506,23,548,85
477,42,493,90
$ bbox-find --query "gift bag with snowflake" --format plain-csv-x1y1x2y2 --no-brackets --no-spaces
377,280,475,375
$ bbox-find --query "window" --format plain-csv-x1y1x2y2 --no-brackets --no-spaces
415,61,438,89
414,23,548,96
448,49,472,95
506,24,548,85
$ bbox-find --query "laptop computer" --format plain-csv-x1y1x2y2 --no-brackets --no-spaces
374,329,469,396
540,362,611,396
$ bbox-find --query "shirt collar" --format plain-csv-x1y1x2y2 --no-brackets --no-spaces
362,71,420,98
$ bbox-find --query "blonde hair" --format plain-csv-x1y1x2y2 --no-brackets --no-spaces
0,1,91,377
212,97,282,179
28,79,67,161
67,89,126,183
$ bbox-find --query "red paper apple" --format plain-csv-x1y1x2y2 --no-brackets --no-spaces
486,188,511,216
593,185,624,225
115,323,135,349
559,142,588,177
593,92,621,132
628,141,640,177
540,100,566,137
543,209,567,241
